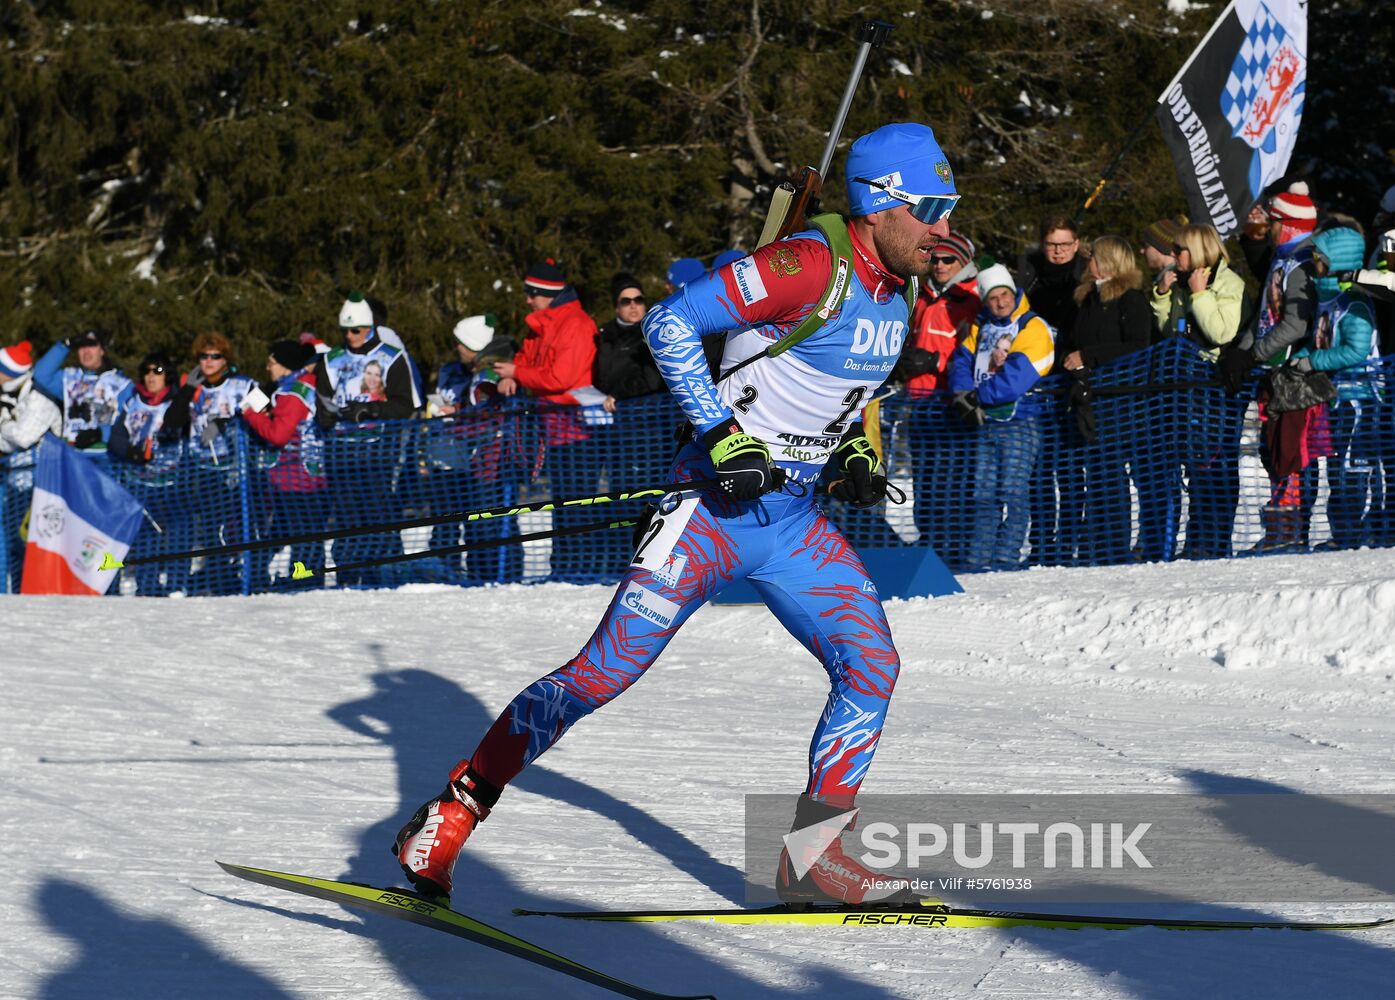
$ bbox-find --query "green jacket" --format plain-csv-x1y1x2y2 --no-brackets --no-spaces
1149,258,1246,359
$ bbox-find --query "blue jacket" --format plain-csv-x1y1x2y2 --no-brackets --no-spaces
949,291,1055,421
1294,228,1379,401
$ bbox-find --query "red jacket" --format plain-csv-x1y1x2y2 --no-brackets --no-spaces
515,297,597,404
515,295,598,446
905,276,980,396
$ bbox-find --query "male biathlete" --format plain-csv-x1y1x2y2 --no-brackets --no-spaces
394,122,959,905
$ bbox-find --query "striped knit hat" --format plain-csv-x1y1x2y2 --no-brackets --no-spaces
0,340,34,380
1268,182,1317,230
1141,216,1185,255
523,259,566,297
933,230,975,264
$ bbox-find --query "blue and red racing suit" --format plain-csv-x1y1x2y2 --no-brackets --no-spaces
470,221,911,803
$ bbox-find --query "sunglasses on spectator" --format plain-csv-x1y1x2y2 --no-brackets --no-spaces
929,255,960,265
141,364,167,375
854,176,960,224
198,352,224,361
616,295,645,306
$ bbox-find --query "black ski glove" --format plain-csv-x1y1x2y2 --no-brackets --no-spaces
1218,342,1253,395
893,346,940,380
344,401,384,422
950,390,985,428
827,426,886,508
72,428,103,449
702,418,784,501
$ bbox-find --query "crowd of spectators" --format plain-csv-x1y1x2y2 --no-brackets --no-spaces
2,181,1395,592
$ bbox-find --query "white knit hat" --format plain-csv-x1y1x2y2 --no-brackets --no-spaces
976,263,1016,298
453,314,497,352
338,291,374,328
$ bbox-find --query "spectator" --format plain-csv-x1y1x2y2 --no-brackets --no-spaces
161,333,257,593
1014,215,1088,336
315,291,420,422
241,339,328,588
902,230,979,396
1220,182,1321,551
108,352,185,595
1059,236,1151,564
948,264,1055,571
427,314,522,584
900,230,979,563
593,273,664,406
592,272,669,575
314,291,423,586
492,259,599,581
1287,225,1378,550
0,341,61,455
0,340,61,591
1140,216,1184,283
164,332,256,463
666,257,705,293
1150,224,1247,356
31,329,131,451
1144,224,1249,560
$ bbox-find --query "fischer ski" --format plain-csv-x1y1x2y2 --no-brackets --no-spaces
216,862,716,1000
514,901,1394,932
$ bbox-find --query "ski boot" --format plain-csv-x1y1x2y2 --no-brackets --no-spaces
776,797,922,906
393,759,502,902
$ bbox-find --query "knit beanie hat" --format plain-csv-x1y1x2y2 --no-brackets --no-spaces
1268,182,1317,230
976,263,1016,299
0,340,34,380
1380,185,1395,215
609,272,643,303
524,259,566,297
453,314,498,352
269,339,315,371
666,257,705,288
933,231,975,264
1142,216,1185,255
845,122,957,217
338,291,375,328
712,250,746,270
298,331,330,355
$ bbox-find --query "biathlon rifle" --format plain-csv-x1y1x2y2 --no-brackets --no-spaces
756,18,895,249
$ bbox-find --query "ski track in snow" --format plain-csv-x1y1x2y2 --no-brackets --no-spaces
4,550,1395,999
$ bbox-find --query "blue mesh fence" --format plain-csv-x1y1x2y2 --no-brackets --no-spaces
2,338,1392,596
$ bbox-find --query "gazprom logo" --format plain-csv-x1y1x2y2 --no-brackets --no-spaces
620,583,680,628
850,319,905,356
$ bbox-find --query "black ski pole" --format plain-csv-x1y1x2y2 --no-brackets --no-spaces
285,516,638,585
100,479,711,571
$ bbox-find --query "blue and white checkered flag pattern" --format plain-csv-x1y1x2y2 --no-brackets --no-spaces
1221,4,1287,135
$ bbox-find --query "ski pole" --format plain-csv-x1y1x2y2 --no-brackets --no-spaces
100,479,712,571
285,515,637,585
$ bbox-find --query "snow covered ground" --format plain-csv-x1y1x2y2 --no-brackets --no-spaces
4,550,1395,999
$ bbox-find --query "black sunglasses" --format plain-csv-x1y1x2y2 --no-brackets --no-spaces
929,255,960,265
198,352,224,361
140,364,167,375
616,295,646,306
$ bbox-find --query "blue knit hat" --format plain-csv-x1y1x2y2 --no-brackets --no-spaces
1311,226,1366,273
712,249,745,269
667,257,705,287
845,123,957,217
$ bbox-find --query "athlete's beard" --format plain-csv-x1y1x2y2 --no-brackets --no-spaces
872,221,939,281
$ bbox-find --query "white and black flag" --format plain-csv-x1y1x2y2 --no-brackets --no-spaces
1156,0,1307,237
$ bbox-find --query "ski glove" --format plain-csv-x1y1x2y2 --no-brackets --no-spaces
950,390,985,428
702,419,784,501
893,346,940,380
828,426,886,508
